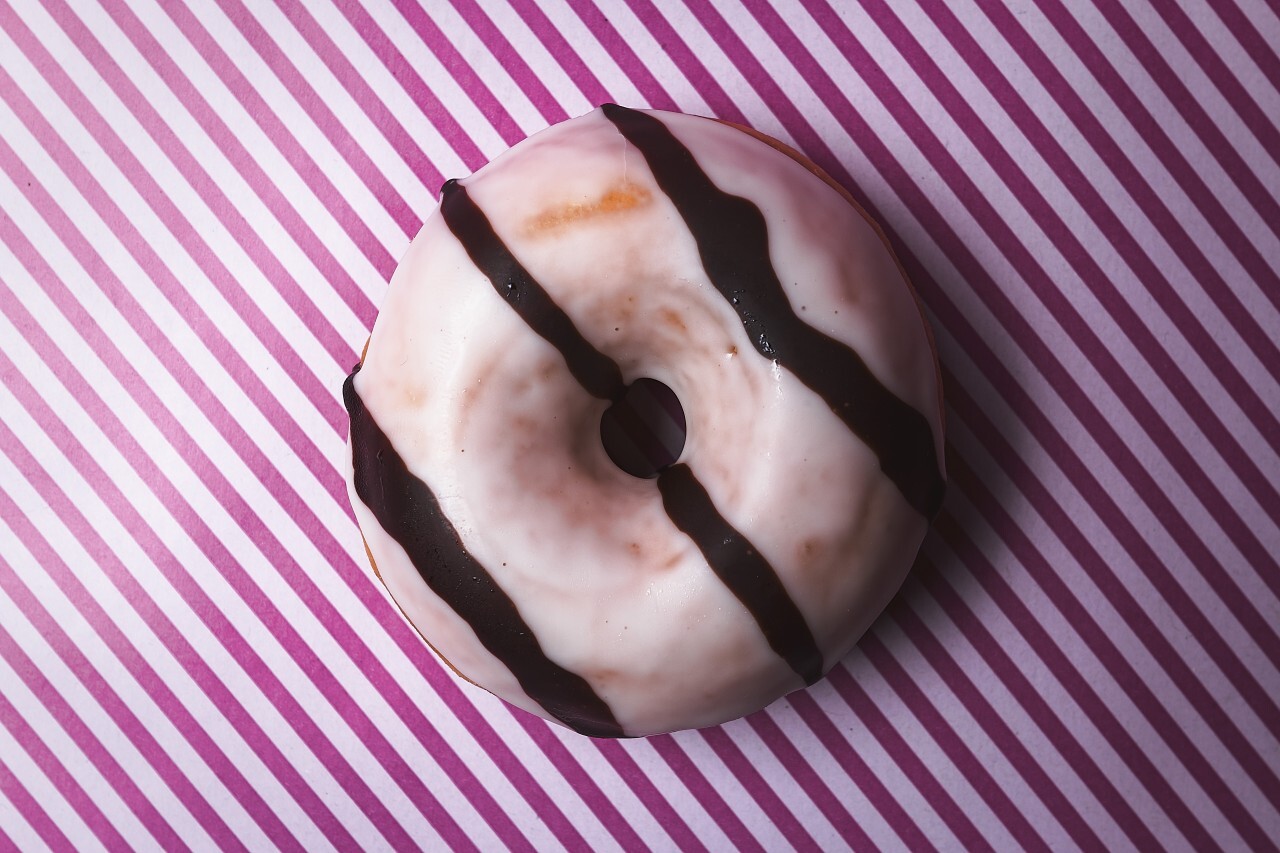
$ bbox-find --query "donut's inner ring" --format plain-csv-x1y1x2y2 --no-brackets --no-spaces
598,378,687,479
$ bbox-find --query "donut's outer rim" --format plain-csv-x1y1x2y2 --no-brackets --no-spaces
347,110,946,732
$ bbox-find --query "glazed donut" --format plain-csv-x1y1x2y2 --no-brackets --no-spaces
344,105,945,737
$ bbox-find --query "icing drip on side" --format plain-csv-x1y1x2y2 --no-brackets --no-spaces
601,104,946,518
344,368,626,738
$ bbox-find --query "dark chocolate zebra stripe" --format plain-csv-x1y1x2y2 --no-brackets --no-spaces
439,178,824,685
344,368,626,738
658,464,824,684
601,104,946,519
440,178,625,403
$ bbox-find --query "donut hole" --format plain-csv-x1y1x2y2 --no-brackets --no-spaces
599,378,686,478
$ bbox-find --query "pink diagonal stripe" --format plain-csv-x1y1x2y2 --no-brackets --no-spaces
698,728,819,851
193,0,420,236
0,46,580,849
0,732,74,852
0,611,186,851
859,632,1050,850
41,0,374,372
0,482,273,851
0,331,367,848
887,593,1109,849
721,0,1280,814
0,675,129,851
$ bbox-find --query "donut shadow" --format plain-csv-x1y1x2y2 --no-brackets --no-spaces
756,143,1034,721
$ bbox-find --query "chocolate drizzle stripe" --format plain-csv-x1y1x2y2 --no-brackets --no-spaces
602,104,946,518
432,167,825,685
658,464,825,685
440,179,625,402
344,369,625,738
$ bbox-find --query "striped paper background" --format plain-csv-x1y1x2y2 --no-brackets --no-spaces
2,0,1279,848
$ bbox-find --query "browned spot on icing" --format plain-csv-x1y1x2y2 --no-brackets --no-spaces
798,537,822,566
522,181,653,236
716,118,946,428
660,307,688,334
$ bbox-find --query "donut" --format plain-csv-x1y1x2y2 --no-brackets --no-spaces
344,105,945,737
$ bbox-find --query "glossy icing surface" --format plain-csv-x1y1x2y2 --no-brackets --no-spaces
346,106,944,736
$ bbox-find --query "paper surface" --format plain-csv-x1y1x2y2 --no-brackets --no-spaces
2,0,1278,849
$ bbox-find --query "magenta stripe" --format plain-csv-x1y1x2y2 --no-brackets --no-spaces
1212,0,1280,115
503,0,616,110
0,491,265,851
508,716,654,850
646,735,765,852
884,597,1109,850
939,328,1280,828
788,691,932,850
584,0,739,118
54,0,378,357
698,728,819,851
514,712,691,850
734,0,1280,713
1086,0,1280,250
39,0,378,377
852,0,1280,725
726,0,1280,804
0,162,470,850
584,740,708,852
0,54,562,852
952,0,1280,495
861,630,1052,850
391,0,552,136
211,0,440,226
0,615,186,851
320,0,487,173
0,242,323,853
186,1,418,236
162,0,416,251
906,552,1165,848
371,655,590,851
553,0,679,110
745,713,876,849
2,24,543,843
0,359,360,850
0,736,73,853
2,4,350,448
1035,0,1280,352
934,450,1245,848
824,664,995,850
0,681,129,851
652,0,1273,840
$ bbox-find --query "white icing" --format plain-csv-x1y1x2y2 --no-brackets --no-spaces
347,107,944,736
